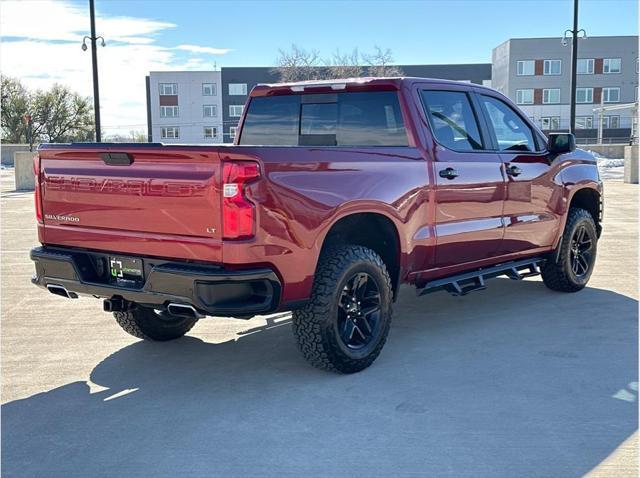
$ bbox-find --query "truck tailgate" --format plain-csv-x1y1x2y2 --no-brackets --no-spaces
39,145,223,263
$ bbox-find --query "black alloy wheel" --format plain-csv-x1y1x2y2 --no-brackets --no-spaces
569,224,594,280
337,272,382,350
291,245,393,373
541,207,598,292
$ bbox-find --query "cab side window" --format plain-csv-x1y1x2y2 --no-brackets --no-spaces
420,90,484,151
480,95,537,152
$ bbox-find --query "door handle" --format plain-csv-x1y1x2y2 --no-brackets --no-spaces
506,165,523,177
439,168,459,180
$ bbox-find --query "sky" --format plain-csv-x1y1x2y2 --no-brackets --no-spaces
1,0,638,136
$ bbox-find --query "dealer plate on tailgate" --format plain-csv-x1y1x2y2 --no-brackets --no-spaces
109,256,144,286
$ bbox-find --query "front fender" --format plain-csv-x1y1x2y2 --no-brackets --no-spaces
551,160,602,250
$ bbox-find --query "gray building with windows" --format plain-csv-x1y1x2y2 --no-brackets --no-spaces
492,36,638,141
146,70,223,143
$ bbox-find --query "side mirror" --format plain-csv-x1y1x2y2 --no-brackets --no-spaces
548,133,576,154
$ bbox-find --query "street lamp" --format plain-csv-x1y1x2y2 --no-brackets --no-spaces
561,28,586,47
561,0,587,135
81,0,105,142
82,35,105,51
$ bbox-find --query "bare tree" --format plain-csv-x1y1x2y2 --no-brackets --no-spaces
30,84,94,143
362,46,404,77
1,76,29,143
2,78,94,143
326,49,364,79
272,44,326,82
273,45,404,82
103,130,147,143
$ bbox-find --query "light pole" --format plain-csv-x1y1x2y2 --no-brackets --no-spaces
562,0,586,134
23,114,33,152
82,0,105,142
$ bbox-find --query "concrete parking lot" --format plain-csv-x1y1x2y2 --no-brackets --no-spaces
1,168,637,477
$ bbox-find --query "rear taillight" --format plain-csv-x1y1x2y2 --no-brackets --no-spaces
222,160,260,239
33,154,43,224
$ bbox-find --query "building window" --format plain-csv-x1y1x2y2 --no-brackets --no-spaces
542,88,561,104
159,106,179,118
602,87,620,103
602,115,620,129
202,83,216,96
516,89,534,105
540,116,561,130
161,127,179,139
516,60,535,76
229,126,238,139
576,116,593,129
603,58,621,74
577,59,594,75
159,83,177,95
576,87,593,104
203,105,217,117
229,105,244,117
543,59,562,75
636,58,639,74
229,83,248,95
203,126,217,139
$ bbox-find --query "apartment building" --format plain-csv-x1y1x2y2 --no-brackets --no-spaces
146,71,223,143
492,36,638,141
220,64,492,143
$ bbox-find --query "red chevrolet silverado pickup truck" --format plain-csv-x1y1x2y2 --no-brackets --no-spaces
30,77,602,373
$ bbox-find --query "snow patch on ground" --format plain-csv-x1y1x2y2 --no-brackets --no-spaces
584,150,625,181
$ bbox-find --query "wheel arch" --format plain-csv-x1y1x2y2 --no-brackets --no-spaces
552,183,602,255
318,211,403,299
568,187,602,238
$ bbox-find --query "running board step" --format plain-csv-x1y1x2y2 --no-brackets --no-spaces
417,258,544,297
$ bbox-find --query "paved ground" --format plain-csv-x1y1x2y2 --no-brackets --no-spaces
1,168,637,477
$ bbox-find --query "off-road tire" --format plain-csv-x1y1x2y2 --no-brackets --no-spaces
292,245,393,373
113,306,198,341
541,207,598,292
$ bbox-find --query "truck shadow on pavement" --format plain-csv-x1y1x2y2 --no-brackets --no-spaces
2,279,638,477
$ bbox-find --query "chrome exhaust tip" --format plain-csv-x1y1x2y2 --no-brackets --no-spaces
167,303,202,319
46,284,78,299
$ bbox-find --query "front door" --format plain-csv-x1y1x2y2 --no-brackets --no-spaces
420,88,506,268
476,93,561,254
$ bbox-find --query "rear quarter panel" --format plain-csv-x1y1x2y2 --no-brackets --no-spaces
219,146,431,305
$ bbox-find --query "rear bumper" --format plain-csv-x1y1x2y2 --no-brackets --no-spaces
30,246,281,317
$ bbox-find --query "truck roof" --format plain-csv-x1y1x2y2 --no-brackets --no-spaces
251,77,493,96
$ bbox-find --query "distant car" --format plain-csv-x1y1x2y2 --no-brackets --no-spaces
31,77,602,373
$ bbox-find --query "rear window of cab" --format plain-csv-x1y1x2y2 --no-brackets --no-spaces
239,91,408,147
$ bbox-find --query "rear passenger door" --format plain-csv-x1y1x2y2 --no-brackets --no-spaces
420,88,506,268
476,93,560,255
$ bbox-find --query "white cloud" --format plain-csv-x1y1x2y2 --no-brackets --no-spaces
175,44,232,55
0,0,175,44
0,0,231,137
